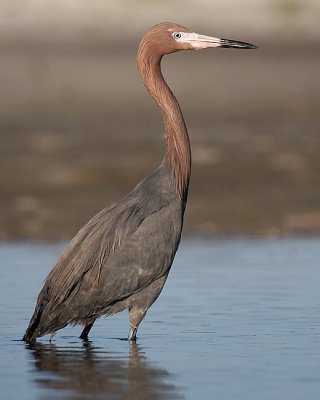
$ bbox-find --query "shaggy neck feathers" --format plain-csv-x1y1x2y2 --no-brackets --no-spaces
137,37,191,201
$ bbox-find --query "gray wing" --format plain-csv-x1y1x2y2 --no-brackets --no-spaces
29,165,183,336
78,199,183,319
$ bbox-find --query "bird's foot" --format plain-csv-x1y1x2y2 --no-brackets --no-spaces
49,331,56,343
79,332,89,340
128,324,137,341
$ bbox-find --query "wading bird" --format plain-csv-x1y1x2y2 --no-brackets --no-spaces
23,22,257,342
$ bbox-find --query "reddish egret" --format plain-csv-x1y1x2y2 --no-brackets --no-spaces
23,22,257,342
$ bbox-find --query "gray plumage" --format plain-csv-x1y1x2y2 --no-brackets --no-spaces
23,22,257,342
23,164,185,341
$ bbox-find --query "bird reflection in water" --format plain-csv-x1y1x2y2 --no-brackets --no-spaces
26,341,182,400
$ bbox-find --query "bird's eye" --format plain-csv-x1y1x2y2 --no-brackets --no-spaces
173,32,182,40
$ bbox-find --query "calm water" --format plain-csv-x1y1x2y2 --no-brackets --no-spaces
0,238,319,399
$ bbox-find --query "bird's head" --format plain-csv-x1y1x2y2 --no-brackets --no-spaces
142,22,258,56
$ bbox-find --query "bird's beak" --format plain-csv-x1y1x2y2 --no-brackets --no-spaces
219,37,258,49
186,33,258,50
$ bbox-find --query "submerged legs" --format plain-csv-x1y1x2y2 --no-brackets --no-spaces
80,321,95,340
129,324,138,341
49,331,56,343
128,307,146,341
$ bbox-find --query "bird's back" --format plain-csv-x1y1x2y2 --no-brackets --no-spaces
23,163,185,340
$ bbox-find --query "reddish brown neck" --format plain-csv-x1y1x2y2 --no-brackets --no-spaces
137,41,191,201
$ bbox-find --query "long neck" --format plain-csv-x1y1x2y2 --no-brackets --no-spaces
137,42,191,201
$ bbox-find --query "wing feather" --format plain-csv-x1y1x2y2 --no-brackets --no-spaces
27,165,182,338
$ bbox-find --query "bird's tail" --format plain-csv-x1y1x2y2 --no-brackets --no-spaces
22,301,46,342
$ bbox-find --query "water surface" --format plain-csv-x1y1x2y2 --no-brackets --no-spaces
0,238,319,399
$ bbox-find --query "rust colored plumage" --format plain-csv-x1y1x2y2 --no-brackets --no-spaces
23,22,257,342
137,23,192,200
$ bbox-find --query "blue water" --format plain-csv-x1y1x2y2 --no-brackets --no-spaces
0,238,319,399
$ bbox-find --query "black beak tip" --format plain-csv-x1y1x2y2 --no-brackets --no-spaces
221,38,258,50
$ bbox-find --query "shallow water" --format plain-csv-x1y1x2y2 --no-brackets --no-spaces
0,238,319,399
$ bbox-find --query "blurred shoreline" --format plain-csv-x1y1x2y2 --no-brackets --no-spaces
1,2,320,240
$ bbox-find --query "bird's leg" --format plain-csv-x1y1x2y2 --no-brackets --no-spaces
129,324,138,341
49,331,56,343
128,306,146,341
80,321,95,340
